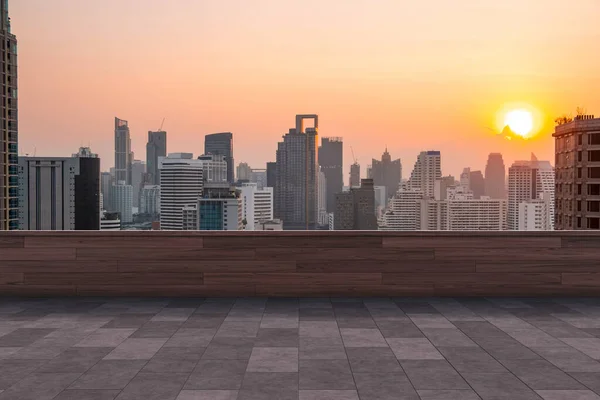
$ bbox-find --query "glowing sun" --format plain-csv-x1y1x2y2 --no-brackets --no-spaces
504,109,534,137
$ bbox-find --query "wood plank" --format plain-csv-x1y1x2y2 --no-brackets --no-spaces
0,260,118,273
0,236,24,248
477,262,600,273
562,273,600,286
24,236,203,249
0,273,23,284
204,272,381,286
435,248,600,262
118,260,296,273
297,260,475,273
0,285,77,296
255,284,434,297
76,248,255,261
23,272,204,286
561,237,600,248
432,284,568,297
383,273,561,286
256,248,433,261
0,248,76,261
76,284,256,297
203,236,382,249
384,236,562,249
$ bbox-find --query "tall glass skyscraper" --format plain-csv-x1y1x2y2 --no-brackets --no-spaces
0,0,17,230
205,132,234,183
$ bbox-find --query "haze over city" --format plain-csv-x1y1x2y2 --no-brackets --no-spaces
12,0,600,176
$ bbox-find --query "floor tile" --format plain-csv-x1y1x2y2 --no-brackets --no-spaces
203,337,255,360
561,338,600,360
115,372,188,400
463,372,543,400
53,390,121,400
176,391,239,400
75,329,136,348
387,338,443,360
255,328,298,347
340,328,388,348
0,372,80,400
300,359,355,390
164,328,215,348
417,389,481,400
535,390,600,400
104,338,167,360
500,358,585,390
186,359,248,390
69,360,147,390
299,337,347,360
401,360,470,390
353,372,419,399
346,347,402,374
422,328,477,347
215,322,259,338
246,347,298,372
131,322,182,338
299,390,359,400
300,321,340,338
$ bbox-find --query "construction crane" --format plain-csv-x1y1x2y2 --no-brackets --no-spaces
158,118,166,132
350,146,358,164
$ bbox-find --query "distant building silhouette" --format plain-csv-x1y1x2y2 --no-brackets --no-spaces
146,130,167,185
0,0,18,230
114,117,133,185
334,179,377,230
485,153,506,199
205,132,234,183
319,137,343,213
408,151,441,199
371,149,401,202
274,115,319,230
470,170,485,199
350,162,361,188
111,182,133,224
237,162,252,181
554,115,600,229
131,160,146,210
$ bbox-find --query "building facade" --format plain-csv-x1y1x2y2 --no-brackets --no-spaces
18,155,100,230
140,184,160,216
197,154,228,184
485,153,506,199
274,115,319,230
554,115,600,230
408,151,441,199
334,178,377,230
146,130,167,185
423,198,507,231
266,162,277,189
236,162,252,182
319,137,343,213
237,182,273,230
111,182,133,224
205,132,234,183
114,117,132,185
371,149,401,202
131,160,146,210
349,162,360,188
159,153,204,230
0,0,17,230
379,187,424,231
100,211,121,231
519,192,552,231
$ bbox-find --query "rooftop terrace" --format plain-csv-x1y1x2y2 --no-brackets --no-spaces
1,297,600,399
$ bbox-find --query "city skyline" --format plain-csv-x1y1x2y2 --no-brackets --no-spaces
11,1,600,178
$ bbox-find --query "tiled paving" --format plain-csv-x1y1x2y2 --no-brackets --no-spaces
1,298,600,399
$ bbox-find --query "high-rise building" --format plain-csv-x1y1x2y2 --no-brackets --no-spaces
350,163,360,187
380,187,424,231
197,154,228,183
100,172,113,211
319,137,343,213
205,132,234,183
266,162,277,188
237,182,273,230
554,115,600,230
111,182,133,224
373,186,387,217
507,157,554,230
434,176,456,201
146,130,167,185
185,185,242,230
408,151,441,199
423,197,507,231
460,168,471,189
0,0,17,230
274,115,319,230
159,153,204,230
371,149,402,202
334,178,377,230
114,117,132,185
470,170,485,199
131,160,146,210
140,184,160,216
236,162,252,182
318,169,328,226
18,154,100,230
519,192,553,231
250,169,267,190
485,153,506,199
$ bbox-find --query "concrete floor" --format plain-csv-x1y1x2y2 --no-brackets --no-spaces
1,297,600,399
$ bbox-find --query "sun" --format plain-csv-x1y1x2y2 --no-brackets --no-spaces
504,109,534,137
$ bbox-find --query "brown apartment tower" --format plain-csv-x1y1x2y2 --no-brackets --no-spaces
0,0,17,230
554,114,600,230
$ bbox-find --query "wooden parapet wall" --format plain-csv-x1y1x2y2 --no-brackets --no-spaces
0,231,599,297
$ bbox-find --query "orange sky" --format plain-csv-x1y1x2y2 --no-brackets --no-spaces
12,0,600,179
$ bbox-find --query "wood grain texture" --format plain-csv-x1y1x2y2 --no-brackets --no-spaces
0,231,599,297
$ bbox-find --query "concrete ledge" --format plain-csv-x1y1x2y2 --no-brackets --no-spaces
1,231,599,297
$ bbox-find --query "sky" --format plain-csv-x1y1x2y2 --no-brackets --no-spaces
11,0,600,179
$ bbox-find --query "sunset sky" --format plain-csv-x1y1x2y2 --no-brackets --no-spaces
12,0,600,178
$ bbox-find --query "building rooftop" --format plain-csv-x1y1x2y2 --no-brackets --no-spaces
0,296,599,399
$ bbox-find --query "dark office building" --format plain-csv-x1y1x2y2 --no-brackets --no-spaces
146,130,167,185
470,170,485,199
334,179,377,230
371,149,402,203
266,162,277,188
75,156,101,230
205,132,234,183
319,137,343,213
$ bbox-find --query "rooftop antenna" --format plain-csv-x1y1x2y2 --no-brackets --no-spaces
159,118,166,132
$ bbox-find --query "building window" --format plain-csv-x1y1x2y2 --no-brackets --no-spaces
590,133,600,145
590,151,600,162
578,134,583,146
589,201,600,213
577,217,582,228
578,168,583,179
590,184,600,196
577,201,582,212
590,167,600,179
578,151,583,162
578,184,582,195
588,218,600,230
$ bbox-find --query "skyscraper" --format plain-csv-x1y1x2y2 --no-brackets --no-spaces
507,157,554,230
18,152,100,230
470,170,485,199
159,153,204,230
334,179,377,230
274,115,319,230
319,137,343,213
554,115,600,230
205,132,233,183
111,182,133,224
0,0,17,230
146,130,167,185
236,162,252,181
350,163,360,187
237,182,273,230
114,117,132,185
100,172,113,211
266,162,277,188
198,154,228,183
371,149,402,201
408,151,441,198
485,153,506,199
131,160,146,209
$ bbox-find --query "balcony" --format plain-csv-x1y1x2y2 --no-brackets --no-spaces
1,231,600,398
